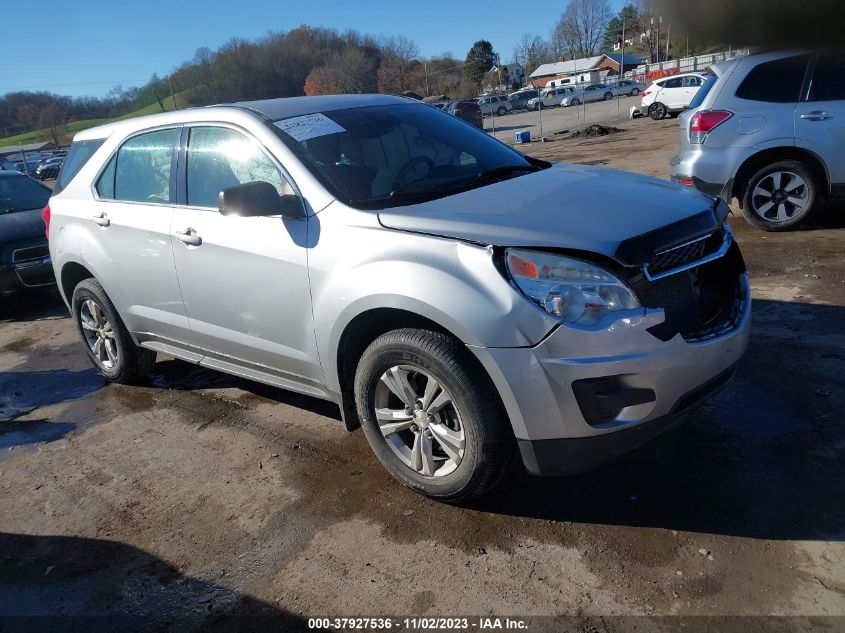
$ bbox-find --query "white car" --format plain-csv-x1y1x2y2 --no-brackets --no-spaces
640,72,709,120
476,95,512,116
527,86,576,110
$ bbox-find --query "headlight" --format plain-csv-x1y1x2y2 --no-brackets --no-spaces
505,249,639,324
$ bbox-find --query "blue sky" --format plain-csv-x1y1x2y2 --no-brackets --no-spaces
2,0,626,98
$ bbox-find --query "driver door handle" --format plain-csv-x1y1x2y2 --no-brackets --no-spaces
800,111,832,121
175,228,202,246
92,212,110,227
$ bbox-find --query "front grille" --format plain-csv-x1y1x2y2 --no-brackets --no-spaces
629,238,747,342
12,244,49,263
645,226,727,279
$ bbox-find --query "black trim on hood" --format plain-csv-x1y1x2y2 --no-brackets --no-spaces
613,199,729,266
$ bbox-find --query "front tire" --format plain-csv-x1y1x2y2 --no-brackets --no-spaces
570,98,580,107
496,106,507,115
740,160,820,231
354,329,513,502
71,278,156,383
603,92,613,101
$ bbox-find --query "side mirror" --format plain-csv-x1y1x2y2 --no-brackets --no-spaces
218,181,305,219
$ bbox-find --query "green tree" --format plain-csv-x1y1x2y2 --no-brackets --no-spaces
464,40,498,89
602,4,641,50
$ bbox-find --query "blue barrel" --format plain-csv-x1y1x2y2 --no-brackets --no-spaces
514,130,531,144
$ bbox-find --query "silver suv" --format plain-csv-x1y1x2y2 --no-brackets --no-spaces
671,50,845,230
48,95,750,501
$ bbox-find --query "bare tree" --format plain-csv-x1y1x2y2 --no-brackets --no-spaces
378,35,420,92
513,33,550,78
556,0,614,58
330,48,377,93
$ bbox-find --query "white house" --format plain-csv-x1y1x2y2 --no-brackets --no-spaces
488,64,525,88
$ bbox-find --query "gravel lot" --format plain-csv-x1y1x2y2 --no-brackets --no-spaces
1,116,844,630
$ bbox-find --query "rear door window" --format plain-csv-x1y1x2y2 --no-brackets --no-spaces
663,77,683,89
735,55,811,103
101,128,179,204
808,54,845,101
54,139,104,195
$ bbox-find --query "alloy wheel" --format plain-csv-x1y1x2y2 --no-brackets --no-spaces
374,365,466,478
79,299,118,369
751,171,809,223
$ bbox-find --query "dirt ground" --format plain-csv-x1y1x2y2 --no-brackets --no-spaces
1,117,844,631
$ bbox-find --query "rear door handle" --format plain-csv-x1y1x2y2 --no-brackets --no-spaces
175,228,202,246
800,111,833,121
92,212,110,227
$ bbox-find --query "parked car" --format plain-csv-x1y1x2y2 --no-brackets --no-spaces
671,51,845,231
445,99,483,130
528,86,576,110
0,171,54,294
609,79,645,97
476,95,512,116
35,157,64,181
507,89,539,110
48,94,750,501
560,84,615,107
640,72,709,120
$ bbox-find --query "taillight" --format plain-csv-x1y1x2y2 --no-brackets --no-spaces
641,90,650,97
454,108,462,114
42,204,51,239
689,110,733,144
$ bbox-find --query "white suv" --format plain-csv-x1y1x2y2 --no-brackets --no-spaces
640,72,709,120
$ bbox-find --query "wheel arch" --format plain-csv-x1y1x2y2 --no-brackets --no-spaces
334,307,502,433
732,146,830,207
59,260,95,306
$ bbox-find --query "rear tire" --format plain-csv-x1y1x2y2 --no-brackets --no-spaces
740,160,821,231
354,329,513,503
603,92,613,101
496,106,507,115
631,88,640,96
71,278,156,384
650,102,667,120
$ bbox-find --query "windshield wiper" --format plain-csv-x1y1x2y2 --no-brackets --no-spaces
475,164,541,181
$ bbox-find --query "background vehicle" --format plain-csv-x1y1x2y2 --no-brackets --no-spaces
507,89,539,111
641,72,709,119
476,95,512,116
528,86,576,110
445,99,483,130
0,171,53,294
609,79,645,97
49,95,749,502
671,51,845,231
561,84,614,107
35,157,64,181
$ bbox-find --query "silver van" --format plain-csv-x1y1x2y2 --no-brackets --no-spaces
48,94,750,501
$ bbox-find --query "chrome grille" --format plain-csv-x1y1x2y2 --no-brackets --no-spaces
12,244,49,263
644,225,730,281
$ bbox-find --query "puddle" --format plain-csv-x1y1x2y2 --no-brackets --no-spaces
0,418,76,459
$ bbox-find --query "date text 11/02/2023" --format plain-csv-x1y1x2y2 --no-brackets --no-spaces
307,617,529,630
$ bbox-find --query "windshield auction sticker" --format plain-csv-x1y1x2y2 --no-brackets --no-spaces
275,113,346,142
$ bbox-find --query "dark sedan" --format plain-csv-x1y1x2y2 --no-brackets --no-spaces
444,100,483,130
0,172,54,295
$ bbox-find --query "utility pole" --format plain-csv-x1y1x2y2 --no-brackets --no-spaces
169,78,178,110
665,22,671,61
424,61,430,97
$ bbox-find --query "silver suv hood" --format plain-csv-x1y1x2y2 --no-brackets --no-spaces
378,163,726,266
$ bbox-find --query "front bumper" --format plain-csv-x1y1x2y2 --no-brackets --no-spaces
470,273,751,476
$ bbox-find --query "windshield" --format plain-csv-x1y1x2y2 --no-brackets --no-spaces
271,103,539,209
0,175,50,214
688,74,718,110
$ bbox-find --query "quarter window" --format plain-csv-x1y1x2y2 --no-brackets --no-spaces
808,55,845,101
735,55,810,103
186,126,292,208
99,128,179,203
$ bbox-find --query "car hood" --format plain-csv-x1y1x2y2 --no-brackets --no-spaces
378,163,728,266
0,207,46,244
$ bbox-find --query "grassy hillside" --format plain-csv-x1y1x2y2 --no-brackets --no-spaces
0,91,191,148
